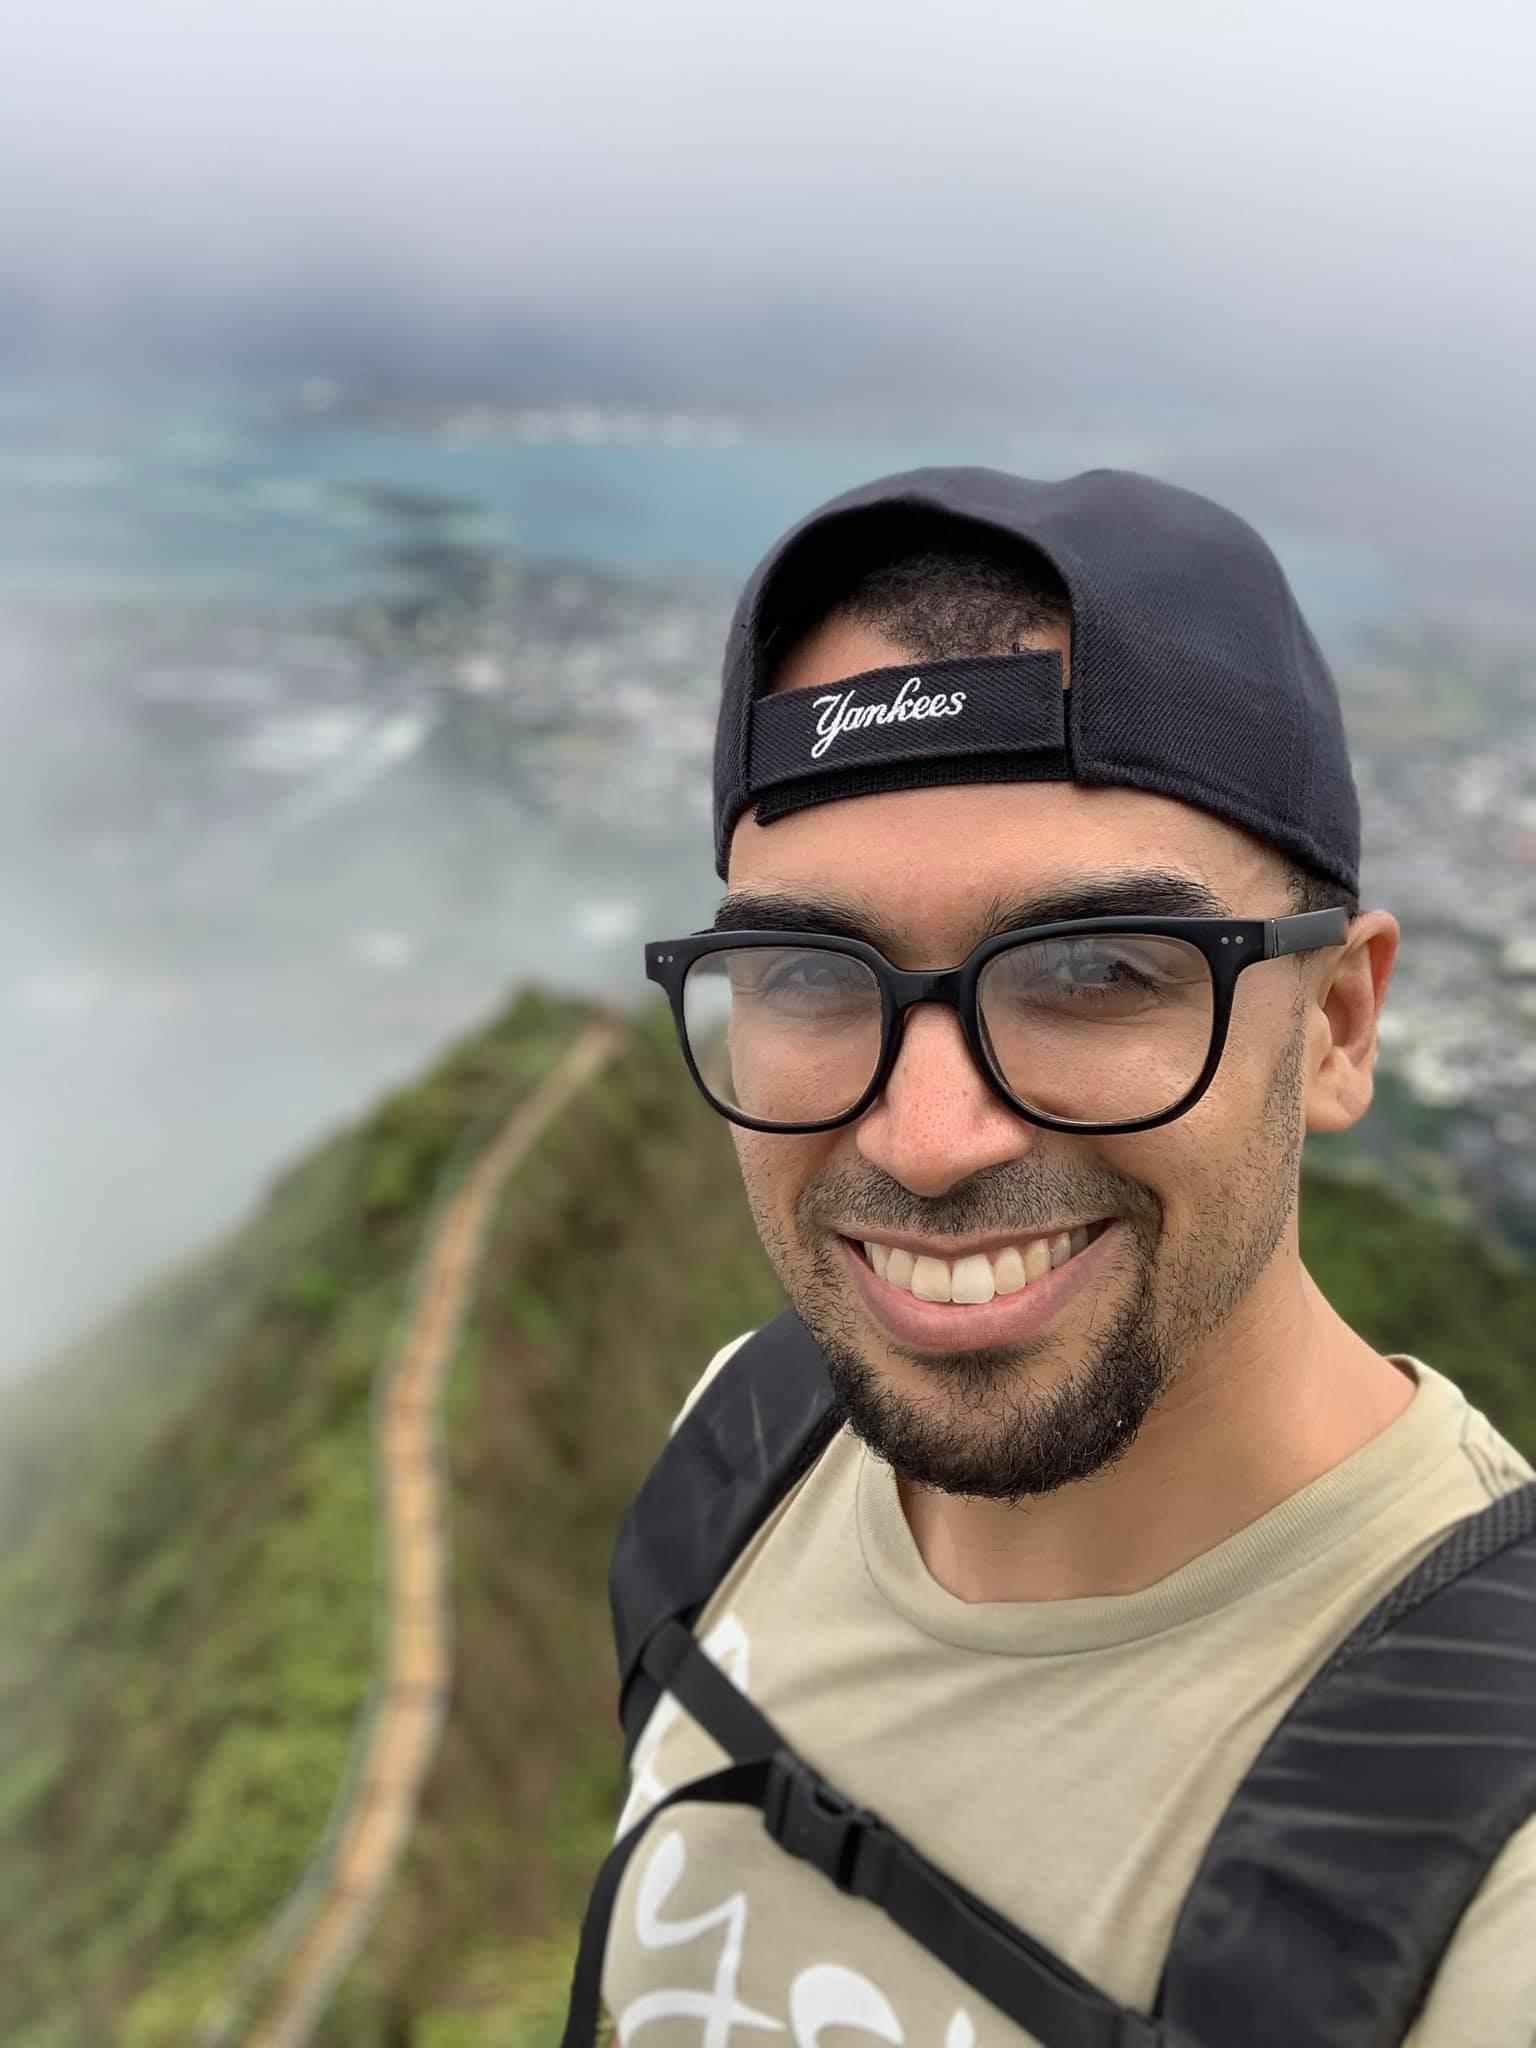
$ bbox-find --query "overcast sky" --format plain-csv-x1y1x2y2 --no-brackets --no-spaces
3,0,1534,574
5,2,1531,339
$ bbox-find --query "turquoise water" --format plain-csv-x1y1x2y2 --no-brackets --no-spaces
0,367,1396,632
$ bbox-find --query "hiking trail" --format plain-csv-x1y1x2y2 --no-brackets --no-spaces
200,1013,624,2048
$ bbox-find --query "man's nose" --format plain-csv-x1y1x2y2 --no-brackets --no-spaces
854,1001,1039,1196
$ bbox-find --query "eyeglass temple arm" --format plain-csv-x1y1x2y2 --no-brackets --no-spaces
1264,907,1352,959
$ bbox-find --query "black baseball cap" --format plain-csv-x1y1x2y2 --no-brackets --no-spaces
711,465,1360,897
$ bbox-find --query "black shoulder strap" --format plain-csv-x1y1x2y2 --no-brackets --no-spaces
563,1616,1160,2048
609,1307,839,1766
594,1314,1536,2048
1157,1475,1536,2046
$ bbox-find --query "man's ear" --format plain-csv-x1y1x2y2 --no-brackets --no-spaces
1304,910,1401,1133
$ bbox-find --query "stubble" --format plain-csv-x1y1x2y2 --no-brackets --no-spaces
737,1010,1310,1503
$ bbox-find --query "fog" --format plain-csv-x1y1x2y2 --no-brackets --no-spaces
0,11,1527,379
4,2,1531,319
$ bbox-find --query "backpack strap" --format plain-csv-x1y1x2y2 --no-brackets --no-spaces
589,1312,1168,2044
609,1307,840,1766
1157,1477,1536,2047
562,1617,1160,2048
593,1313,1536,2048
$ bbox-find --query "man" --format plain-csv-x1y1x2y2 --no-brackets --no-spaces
596,469,1536,2044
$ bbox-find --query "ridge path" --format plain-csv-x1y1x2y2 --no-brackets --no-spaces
206,1012,624,2048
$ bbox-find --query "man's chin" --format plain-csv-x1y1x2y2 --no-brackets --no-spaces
794,1270,1173,1503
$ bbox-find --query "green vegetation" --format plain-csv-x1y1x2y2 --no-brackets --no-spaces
0,988,1532,2045
320,996,785,2043
0,987,592,2045
1310,1067,1536,1267
1299,1169,1536,1424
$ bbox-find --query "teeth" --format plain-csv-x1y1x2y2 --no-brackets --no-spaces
885,1246,916,1289
950,1253,996,1304
864,1224,1106,1304
911,1255,953,1303
993,1245,1028,1295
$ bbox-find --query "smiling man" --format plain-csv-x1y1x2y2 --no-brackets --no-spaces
566,469,1536,2048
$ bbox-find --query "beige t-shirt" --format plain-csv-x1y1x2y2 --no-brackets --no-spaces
602,1335,1536,2046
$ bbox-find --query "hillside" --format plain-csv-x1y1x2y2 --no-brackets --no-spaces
0,990,1533,2046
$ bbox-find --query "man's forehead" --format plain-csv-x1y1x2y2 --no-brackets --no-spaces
723,761,1289,946
714,867,1236,956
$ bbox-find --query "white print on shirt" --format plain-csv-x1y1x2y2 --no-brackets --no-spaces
789,1971,976,2048
621,1829,979,2048
789,1964,898,2046
809,678,968,760
616,1610,980,2048
618,1827,782,2048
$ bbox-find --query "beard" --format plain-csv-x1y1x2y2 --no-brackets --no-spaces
738,1009,1309,1505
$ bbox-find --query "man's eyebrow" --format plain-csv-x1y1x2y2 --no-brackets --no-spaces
713,871,1233,949
712,892,906,948
978,872,1234,931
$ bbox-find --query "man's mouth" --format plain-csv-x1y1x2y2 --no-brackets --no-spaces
842,1219,1115,1306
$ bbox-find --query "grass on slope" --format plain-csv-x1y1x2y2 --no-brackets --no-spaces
1299,1167,1536,1431
319,995,786,2042
0,987,593,2048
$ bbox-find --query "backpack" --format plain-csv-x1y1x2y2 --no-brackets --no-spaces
563,1309,1536,2048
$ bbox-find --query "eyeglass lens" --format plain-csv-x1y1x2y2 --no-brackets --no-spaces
680,935,1216,1127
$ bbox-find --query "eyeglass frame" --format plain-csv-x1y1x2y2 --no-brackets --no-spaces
643,907,1351,1137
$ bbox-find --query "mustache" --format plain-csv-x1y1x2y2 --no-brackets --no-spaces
800,1158,1159,1242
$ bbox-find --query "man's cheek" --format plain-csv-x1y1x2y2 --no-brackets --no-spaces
731,1132,797,1258
747,1138,839,1285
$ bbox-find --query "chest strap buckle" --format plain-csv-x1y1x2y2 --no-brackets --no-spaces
762,1748,891,1897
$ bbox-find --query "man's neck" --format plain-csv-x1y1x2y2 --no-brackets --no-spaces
895,1259,1418,1605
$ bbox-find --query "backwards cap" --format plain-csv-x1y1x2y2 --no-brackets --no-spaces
711,465,1359,895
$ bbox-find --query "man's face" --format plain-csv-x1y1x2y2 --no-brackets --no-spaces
723,616,1325,1502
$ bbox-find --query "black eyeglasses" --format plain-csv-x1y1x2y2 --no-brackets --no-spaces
644,908,1349,1136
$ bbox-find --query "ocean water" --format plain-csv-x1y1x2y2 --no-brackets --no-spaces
0,366,1398,1376
0,366,1396,612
